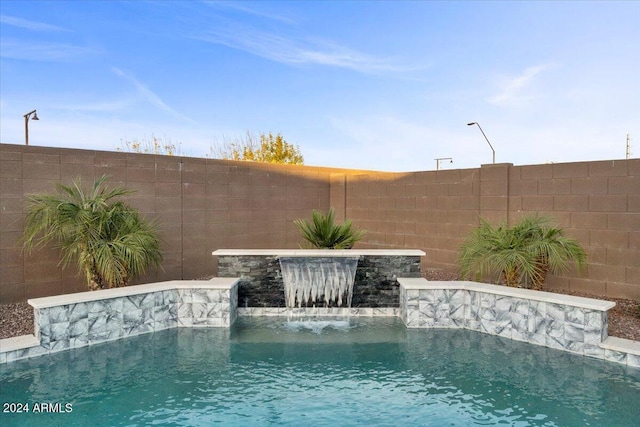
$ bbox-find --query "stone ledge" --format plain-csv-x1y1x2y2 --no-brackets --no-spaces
28,278,239,309
601,336,640,356
399,278,615,312
0,334,39,353
213,249,426,257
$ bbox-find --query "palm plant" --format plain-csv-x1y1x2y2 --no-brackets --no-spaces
458,219,535,287
518,216,587,290
458,216,586,289
294,208,366,249
23,175,163,290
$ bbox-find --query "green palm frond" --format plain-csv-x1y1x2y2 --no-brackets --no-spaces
458,215,586,289
23,175,162,290
294,208,366,249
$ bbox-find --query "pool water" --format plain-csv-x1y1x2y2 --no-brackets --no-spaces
1,317,639,426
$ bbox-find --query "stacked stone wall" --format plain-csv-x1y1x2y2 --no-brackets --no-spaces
217,255,422,307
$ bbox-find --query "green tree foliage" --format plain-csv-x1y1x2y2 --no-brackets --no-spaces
210,132,304,165
458,215,586,289
116,134,182,156
294,208,366,249
23,176,163,290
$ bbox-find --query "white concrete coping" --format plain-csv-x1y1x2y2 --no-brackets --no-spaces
28,278,240,310
397,278,616,312
0,334,40,353
600,337,640,356
212,249,426,257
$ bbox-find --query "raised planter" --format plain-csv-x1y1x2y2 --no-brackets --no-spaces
399,278,639,367
2,252,637,368
0,278,239,364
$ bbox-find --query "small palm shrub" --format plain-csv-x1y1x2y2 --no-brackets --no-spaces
294,208,366,249
23,175,163,290
519,216,587,290
458,215,586,289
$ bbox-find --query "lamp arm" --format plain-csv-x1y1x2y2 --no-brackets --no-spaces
470,122,496,164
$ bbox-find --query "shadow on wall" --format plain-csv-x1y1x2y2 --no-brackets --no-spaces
0,143,638,302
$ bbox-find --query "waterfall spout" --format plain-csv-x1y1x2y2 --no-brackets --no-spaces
279,256,359,309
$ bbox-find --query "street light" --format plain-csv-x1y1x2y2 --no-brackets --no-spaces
24,109,39,145
467,122,495,164
434,157,453,171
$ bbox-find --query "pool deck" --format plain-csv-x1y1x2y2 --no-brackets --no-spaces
1,277,638,367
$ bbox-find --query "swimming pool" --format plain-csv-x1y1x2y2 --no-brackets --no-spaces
1,317,639,426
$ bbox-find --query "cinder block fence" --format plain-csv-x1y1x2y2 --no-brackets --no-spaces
1,143,638,302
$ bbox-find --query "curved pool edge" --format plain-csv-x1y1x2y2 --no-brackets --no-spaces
398,278,639,368
1,277,638,368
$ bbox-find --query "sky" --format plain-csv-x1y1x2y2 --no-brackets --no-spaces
1,1,639,172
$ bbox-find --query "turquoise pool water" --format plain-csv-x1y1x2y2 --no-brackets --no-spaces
1,317,639,426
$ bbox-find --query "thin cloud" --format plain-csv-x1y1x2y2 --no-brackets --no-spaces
55,100,133,113
0,40,99,61
112,67,195,123
0,15,70,32
194,26,408,74
488,64,555,107
201,1,295,25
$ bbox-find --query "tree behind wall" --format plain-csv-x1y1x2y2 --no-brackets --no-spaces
210,132,304,164
116,134,182,156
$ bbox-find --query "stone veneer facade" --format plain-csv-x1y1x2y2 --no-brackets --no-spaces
0,279,238,364
1,253,638,368
399,278,639,368
213,249,423,308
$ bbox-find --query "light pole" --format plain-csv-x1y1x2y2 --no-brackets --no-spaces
434,157,453,170
467,122,495,164
24,109,39,145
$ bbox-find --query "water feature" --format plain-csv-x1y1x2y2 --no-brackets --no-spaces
3,249,637,425
279,256,359,309
1,318,639,426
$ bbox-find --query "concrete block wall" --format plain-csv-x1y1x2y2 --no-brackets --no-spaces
347,160,639,299
1,143,638,302
0,144,352,302
508,160,640,298
346,169,481,272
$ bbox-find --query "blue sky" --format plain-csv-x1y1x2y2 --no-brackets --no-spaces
1,1,638,171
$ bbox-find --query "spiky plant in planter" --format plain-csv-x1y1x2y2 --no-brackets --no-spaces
294,208,366,249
